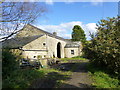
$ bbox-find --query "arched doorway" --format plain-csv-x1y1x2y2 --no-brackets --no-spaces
57,42,61,58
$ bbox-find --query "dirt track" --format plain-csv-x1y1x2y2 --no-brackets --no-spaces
59,60,93,88
29,60,93,88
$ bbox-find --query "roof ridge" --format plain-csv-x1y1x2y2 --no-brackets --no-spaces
27,24,52,35
27,24,67,41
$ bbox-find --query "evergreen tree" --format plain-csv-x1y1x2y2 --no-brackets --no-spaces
72,25,86,43
83,16,120,74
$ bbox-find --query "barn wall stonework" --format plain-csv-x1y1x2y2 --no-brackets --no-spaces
3,24,82,59
22,34,67,59
65,47,80,58
46,35,67,58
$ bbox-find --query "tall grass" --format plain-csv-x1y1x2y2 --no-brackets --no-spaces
2,49,72,88
87,63,120,88
2,49,46,88
3,69,45,88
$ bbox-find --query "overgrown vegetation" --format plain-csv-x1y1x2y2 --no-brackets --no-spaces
83,16,120,88
2,49,44,88
2,49,72,88
3,69,45,88
87,63,120,88
83,16,120,75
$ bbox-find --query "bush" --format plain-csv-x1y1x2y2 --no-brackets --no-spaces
83,16,120,75
2,69,45,88
2,49,45,88
87,63,120,88
2,49,20,79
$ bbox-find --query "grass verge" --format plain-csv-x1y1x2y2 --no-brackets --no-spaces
87,63,120,88
60,56,87,63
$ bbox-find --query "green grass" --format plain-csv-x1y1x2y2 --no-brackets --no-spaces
87,63,120,88
2,49,72,88
60,56,87,63
3,67,72,88
40,68,72,88
2,69,46,88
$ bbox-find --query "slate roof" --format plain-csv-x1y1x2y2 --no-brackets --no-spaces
65,43,80,48
64,41,81,48
2,24,80,48
2,35,44,48
27,24,67,41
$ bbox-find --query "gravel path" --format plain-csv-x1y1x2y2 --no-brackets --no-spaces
60,60,93,88
30,60,93,88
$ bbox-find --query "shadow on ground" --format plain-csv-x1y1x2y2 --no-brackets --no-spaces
29,72,71,88
52,61,89,73
29,60,94,88
60,83,93,88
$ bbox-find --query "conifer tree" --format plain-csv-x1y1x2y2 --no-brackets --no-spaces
72,25,86,43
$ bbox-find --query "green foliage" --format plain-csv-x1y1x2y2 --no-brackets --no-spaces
61,57,87,62
72,25,86,43
87,63,120,88
37,55,42,59
2,69,45,88
2,49,19,79
2,49,45,88
2,49,72,88
83,16,120,74
72,56,85,58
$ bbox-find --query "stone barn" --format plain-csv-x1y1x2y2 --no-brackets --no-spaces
3,24,82,59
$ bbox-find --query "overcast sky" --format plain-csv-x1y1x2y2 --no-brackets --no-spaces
32,1,118,40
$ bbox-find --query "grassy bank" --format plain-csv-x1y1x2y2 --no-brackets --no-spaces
87,63,120,88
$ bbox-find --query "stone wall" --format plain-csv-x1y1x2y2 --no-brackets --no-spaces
23,35,47,50
16,24,45,37
22,34,82,59
64,47,80,58
22,34,67,59
9,24,82,59
46,35,67,58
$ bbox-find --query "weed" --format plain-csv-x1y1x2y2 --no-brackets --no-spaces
87,63,120,88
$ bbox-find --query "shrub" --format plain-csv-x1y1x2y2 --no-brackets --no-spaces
2,49,46,88
2,49,19,79
83,16,120,75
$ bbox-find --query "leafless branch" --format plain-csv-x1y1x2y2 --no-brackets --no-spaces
0,2,47,41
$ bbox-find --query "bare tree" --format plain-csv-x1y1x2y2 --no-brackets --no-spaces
0,2,47,41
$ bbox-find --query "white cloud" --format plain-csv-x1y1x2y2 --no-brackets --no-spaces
45,0,54,5
34,21,97,40
83,23,97,39
90,0,103,6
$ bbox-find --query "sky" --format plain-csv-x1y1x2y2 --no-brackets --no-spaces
32,1,118,40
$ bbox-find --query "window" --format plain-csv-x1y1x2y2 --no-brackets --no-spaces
71,50,74,55
34,56,36,58
43,43,46,46
44,55,46,58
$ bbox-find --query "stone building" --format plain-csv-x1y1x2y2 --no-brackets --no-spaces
3,24,82,59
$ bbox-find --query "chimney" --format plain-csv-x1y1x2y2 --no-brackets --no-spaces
53,32,57,36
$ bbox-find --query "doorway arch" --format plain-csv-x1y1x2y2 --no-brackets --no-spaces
57,42,61,58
